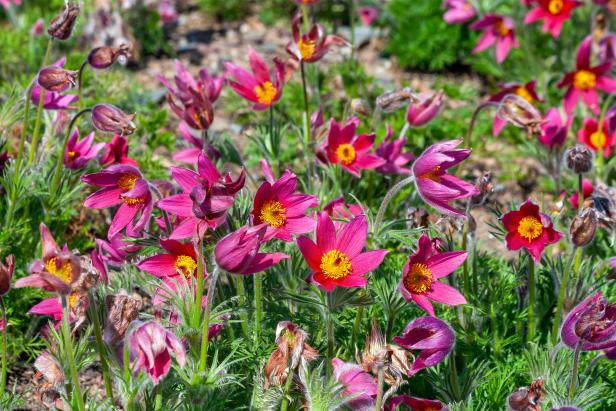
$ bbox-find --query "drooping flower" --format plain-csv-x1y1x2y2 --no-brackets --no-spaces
565,144,594,174
489,81,542,136
569,179,593,209
387,395,449,411
224,48,285,110
0,254,15,296
412,139,479,217
100,134,138,167
331,358,377,410
37,66,78,93
30,58,79,111
470,14,519,64
406,91,444,127
157,153,245,239
399,234,467,316
91,103,136,136
523,0,582,38
87,44,131,69
286,12,347,63
375,125,415,174
560,292,616,351
47,2,79,41
82,165,153,239
507,378,545,411
393,316,455,376
501,199,563,262
129,320,186,385
297,212,387,291
321,118,385,177
359,7,379,26
172,122,204,164
64,128,105,169
442,0,476,24
495,94,544,137
557,36,616,114
215,224,289,275
103,290,142,350
577,117,616,157
538,108,568,149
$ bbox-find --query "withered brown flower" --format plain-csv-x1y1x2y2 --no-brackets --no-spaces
376,87,419,113
34,352,65,410
47,2,79,41
507,378,545,411
570,207,598,247
104,289,142,348
496,94,543,137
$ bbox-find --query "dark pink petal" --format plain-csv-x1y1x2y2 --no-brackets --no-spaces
426,281,467,306
335,214,367,258
350,250,388,276
427,251,467,279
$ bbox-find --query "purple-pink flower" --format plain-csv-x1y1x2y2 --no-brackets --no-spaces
406,91,444,127
332,358,377,410
470,14,519,64
286,12,347,63
375,125,415,174
538,108,568,149
359,7,379,26
442,0,476,24
560,292,616,352
523,0,582,38
30,58,79,111
100,135,138,167
63,128,105,170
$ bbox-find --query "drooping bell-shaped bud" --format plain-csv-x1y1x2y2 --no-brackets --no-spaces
47,2,80,41
376,87,418,113
565,145,594,174
350,98,371,116
91,103,136,136
87,44,131,69
496,94,543,137
570,207,598,247
0,255,15,297
507,378,545,411
37,67,78,93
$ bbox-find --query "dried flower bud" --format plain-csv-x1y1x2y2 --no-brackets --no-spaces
47,2,80,41
37,67,78,93
376,87,419,113
570,207,598,247
0,255,15,297
91,103,136,136
565,145,593,174
350,98,371,116
87,44,131,69
496,94,543,137
104,290,142,347
507,378,544,411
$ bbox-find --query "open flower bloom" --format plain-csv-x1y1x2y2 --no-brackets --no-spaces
82,164,153,239
100,135,138,167
560,292,616,351
538,108,568,149
569,179,593,209
489,81,542,136
399,234,467,316
129,320,186,385
251,171,318,241
63,128,104,169
321,118,385,177
286,12,347,63
501,199,563,262
557,36,616,114
375,125,415,174
215,224,289,275
470,14,519,64
524,0,582,38
332,358,377,411
158,60,224,106
577,117,616,157
387,395,449,411
28,292,88,329
406,91,444,127
15,223,80,295
30,58,79,110
442,0,476,24
224,48,285,110
264,321,319,388
297,213,387,291
158,153,245,239
393,316,455,376
359,7,379,26
412,139,479,217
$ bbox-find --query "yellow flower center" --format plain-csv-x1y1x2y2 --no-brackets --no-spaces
495,20,510,37
589,131,607,149
259,200,287,228
298,39,316,60
420,165,442,183
335,143,356,165
284,329,297,349
320,249,352,280
44,257,72,283
69,294,78,310
117,173,139,191
517,216,543,241
175,255,197,279
573,70,597,90
67,151,77,160
403,263,433,294
120,195,146,206
515,87,533,103
255,81,277,105
548,0,564,14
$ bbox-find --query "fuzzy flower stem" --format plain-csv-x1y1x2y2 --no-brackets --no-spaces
280,354,295,411
326,293,335,382
527,255,536,342
568,342,582,400
193,236,205,327
60,294,85,411
300,62,312,147
50,108,92,195
122,343,135,411
577,174,583,212
269,106,279,178
28,38,53,166
234,276,250,340
77,60,88,112
15,82,35,174
350,305,364,349
0,298,7,398
465,101,498,150
154,384,162,410
374,366,385,411
373,175,415,234
87,290,114,400
552,251,576,345
461,197,473,302
199,265,219,374
398,122,410,140
254,273,263,342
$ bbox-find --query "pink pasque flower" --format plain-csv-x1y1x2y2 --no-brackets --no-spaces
387,395,449,411
375,125,415,175
100,135,138,167
157,153,245,240
538,108,568,149
286,12,347,63
129,320,186,384
251,170,318,241
64,128,105,170
489,81,542,136
577,117,616,157
0,0,20,10
224,48,285,111
82,165,153,239
412,139,479,217
171,122,220,165
523,0,582,38
321,118,385,177
297,212,387,291
31,18,45,36
568,179,593,209
442,0,476,24
28,293,87,329
359,7,379,26
399,234,467,316
406,91,444,128
470,14,519,64
557,36,616,114
560,292,616,352
30,58,79,111
332,358,377,410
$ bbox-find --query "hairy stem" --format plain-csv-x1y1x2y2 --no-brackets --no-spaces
568,343,582,400
61,295,85,411
374,367,385,411
199,266,220,373
0,298,7,398
27,38,53,165
254,272,263,341
234,276,250,340
15,82,35,174
87,290,114,400
527,256,536,342
373,175,415,234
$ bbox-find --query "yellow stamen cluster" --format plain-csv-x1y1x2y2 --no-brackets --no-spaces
495,20,510,37
118,173,139,191
335,143,356,166
589,131,607,149
255,81,277,105
515,87,533,103
573,70,597,90
420,165,442,183
121,195,146,206
44,257,72,283
259,200,287,228
298,39,316,60
548,0,564,14
67,151,77,160
403,263,433,294
175,255,197,279
517,216,543,241
320,249,352,280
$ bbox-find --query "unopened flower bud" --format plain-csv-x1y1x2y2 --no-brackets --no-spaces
496,94,542,137
47,2,80,41
570,207,598,247
406,91,444,127
565,145,593,174
37,67,78,93
87,44,131,69
507,378,544,411
376,87,418,113
350,98,371,116
0,255,15,297
91,104,136,136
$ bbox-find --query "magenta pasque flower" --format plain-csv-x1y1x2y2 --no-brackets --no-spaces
286,12,347,63
158,60,224,106
568,179,593,209
523,0,582,38
489,81,542,136
538,108,568,149
30,58,79,111
470,14,519,64
393,316,455,376
251,170,318,241
82,164,153,239
557,36,616,114
412,139,479,217
406,91,444,127
560,292,616,351
224,48,285,110
214,224,289,275
359,7,379,26
297,212,387,291
442,0,476,24
129,320,186,384
577,117,616,157
63,128,105,170
91,103,136,136
375,124,415,174
331,358,377,410
100,135,138,167
387,395,449,411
